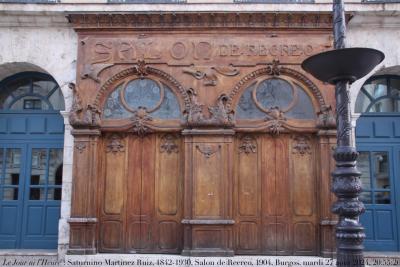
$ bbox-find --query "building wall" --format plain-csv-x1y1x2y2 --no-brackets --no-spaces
347,12,400,144
0,14,77,255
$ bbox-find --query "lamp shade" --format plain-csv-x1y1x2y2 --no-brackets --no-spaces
301,48,385,85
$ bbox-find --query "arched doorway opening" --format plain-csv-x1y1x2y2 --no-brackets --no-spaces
355,74,400,251
0,71,65,249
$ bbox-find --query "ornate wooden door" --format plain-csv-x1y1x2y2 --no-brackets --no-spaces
99,133,183,253
234,134,318,255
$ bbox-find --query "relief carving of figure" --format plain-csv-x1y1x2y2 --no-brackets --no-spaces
68,83,102,128
184,89,235,127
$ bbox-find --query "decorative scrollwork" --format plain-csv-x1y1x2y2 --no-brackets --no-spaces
160,134,179,154
183,65,240,86
292,135,312,155
196,144,221,159
238,136,257,154
106,134,125,154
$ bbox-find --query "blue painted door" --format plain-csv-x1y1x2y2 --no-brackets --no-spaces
0,112,64,249
356,114,400,251
0,143,63,249
358,146,398,251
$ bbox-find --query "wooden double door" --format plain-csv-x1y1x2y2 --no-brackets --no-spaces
99,133,183,253
234,134,318,255
98,132,318,255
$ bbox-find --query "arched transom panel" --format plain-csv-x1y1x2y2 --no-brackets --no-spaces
235,77,315,120
228,65,330,131
103,78,181,120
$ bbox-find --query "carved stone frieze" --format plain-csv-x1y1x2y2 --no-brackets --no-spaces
130,107,153,136
106,134,125,154
238,135,257,154
183,65,239,86
292,135,312,155
68,13,339,30
184,90,235,128
160,134,179,154
196,144,221,159
68,83,102,129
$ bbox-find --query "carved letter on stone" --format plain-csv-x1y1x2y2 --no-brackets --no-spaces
106,134,125,154
292,135,312,155
160,134,179,154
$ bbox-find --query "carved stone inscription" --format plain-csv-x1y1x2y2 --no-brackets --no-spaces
85,34,330,67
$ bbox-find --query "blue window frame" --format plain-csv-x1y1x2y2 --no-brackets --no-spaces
355,75,400,113
0,72,64,112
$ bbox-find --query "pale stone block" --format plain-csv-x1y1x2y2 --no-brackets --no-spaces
61,182,72,202
62,164,73,183
63,147,74,165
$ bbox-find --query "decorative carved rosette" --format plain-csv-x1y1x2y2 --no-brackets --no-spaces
292,135,312,155
75,142,87,153
106,134,125,154
129,107,153,137
238,135,257,154
160,134,179,154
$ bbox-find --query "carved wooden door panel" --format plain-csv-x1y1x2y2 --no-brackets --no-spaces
99,133,183,253
234,134,318,255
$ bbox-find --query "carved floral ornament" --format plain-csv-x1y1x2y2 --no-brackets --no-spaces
292,135,312,155
160,134,179,154
196,144,221,159
238,135,257,154
106,134,125,154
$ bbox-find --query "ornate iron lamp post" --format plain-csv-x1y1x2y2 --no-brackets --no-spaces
301,1,384,266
